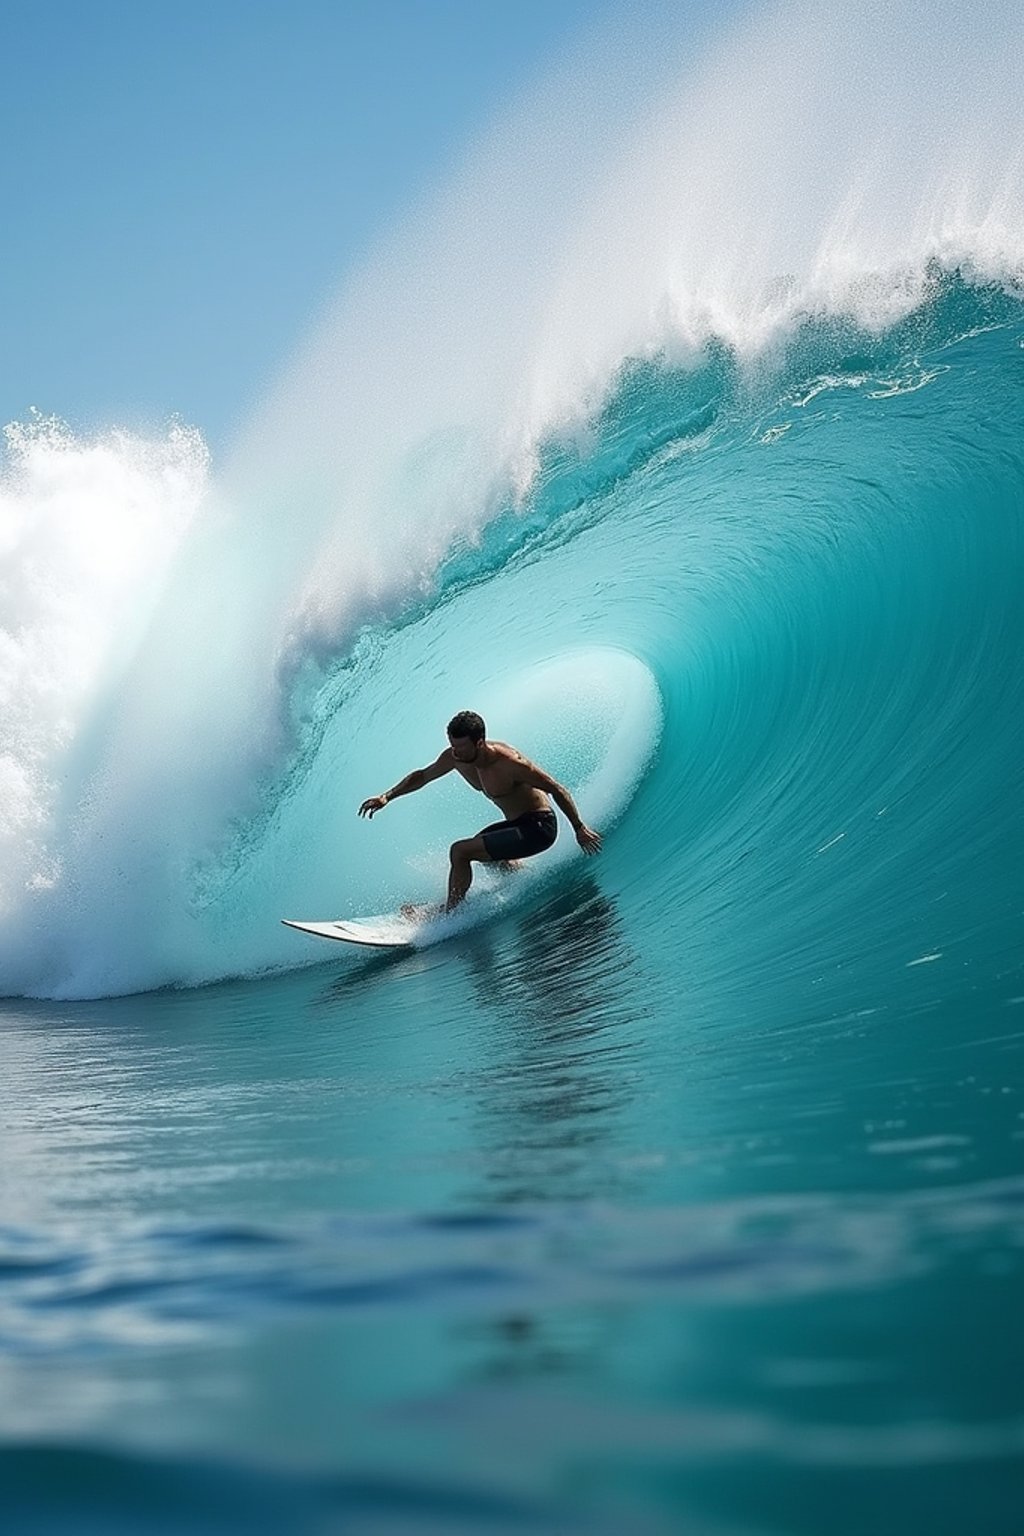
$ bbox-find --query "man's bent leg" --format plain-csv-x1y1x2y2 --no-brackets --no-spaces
447,834,491,912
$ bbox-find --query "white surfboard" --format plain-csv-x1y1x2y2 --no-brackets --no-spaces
281,914,419,949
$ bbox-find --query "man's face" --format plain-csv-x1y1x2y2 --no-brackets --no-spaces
448,733,480,763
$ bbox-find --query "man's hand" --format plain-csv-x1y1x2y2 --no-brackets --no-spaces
575,824,602,855
358,795,388,818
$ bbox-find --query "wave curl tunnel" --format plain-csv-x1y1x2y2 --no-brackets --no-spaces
0,0,1023,998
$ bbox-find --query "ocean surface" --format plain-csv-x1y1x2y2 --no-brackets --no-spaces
3,1,1024,1531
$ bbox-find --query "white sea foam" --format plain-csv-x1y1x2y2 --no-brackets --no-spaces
0,415,208,916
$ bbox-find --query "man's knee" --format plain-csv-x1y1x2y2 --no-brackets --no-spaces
450,836,485,864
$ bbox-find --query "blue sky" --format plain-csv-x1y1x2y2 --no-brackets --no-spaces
2,0,606,450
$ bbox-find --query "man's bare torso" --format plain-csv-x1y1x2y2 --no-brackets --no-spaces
450,741,550,820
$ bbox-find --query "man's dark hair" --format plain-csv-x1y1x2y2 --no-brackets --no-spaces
447,710,486,743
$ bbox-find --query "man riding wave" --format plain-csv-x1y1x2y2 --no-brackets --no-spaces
359,710,601,912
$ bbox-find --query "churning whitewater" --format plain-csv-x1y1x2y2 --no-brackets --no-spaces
1,0,1023,1000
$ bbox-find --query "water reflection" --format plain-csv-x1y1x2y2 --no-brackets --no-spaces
314,942,431,1003
460,877,644,1191
452,876,649,1384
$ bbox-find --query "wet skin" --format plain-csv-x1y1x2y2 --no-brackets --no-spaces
358,734,601,911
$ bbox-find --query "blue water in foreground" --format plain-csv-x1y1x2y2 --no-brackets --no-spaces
2,271,1023,1532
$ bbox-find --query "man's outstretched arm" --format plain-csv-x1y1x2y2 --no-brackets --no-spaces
516,757,602,854
358,750,454,818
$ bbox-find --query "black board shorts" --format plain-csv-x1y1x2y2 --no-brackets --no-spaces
480,809,558,861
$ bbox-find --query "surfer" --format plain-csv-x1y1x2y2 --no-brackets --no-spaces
358,710,601,911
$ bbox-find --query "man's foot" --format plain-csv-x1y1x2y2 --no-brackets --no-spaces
495,859,524,875
400,901,445,921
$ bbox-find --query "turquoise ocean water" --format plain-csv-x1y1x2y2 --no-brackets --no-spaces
3,3,1024,1532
